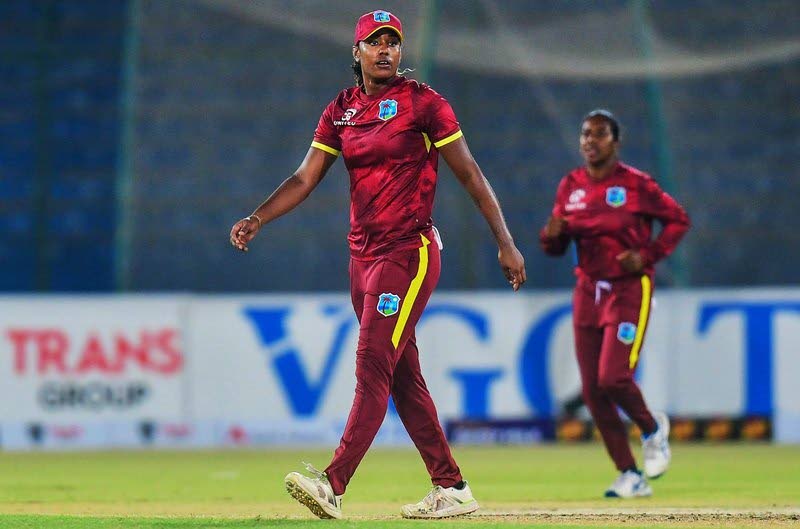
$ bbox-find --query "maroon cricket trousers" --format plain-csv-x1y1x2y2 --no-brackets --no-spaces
573,273,658,471
325,233,462,495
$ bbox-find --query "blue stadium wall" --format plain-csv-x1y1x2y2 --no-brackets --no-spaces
3,1,799,292
0,0,126,291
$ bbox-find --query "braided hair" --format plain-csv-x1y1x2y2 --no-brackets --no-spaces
351,57,364,87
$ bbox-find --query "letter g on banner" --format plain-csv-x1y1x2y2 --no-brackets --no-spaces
419,304,497,419
518,303,572,418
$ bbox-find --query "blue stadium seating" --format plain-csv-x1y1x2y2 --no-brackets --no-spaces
0,0,124,291
4,0,799,291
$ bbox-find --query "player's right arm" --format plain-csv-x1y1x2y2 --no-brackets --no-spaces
230,146,337,252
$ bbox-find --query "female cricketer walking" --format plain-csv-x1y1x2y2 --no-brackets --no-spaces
540,110,689,498
229,9,526,519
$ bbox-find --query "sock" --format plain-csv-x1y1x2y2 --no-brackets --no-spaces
622,466,639,474
453,480,467,490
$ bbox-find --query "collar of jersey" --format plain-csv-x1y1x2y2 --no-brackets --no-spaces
355,75,405,101
580,161,623,183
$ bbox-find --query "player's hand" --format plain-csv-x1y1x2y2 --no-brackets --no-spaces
229,216,261,252
616,249,644,273
498,244,526,291
543,216,567,238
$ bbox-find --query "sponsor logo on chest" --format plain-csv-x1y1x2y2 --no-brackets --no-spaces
334,108,359,126
565,188,587,211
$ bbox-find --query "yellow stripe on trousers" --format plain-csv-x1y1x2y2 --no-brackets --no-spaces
629,275,652,369
391,234,431,349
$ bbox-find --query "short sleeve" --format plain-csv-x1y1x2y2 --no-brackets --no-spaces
311,101,342,156
417,85,462,149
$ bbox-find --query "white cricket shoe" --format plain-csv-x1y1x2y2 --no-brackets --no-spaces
401,482,479,519
284,462,342,519
604,470,653,498
642,411,671,479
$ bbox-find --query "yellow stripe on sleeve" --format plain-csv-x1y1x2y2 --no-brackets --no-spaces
629,275,652,369
311,141,340,157
391,234,431,349
432,129,463,149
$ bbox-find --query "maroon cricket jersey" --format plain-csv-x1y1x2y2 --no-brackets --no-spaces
540,162,690,281
312,75,462,260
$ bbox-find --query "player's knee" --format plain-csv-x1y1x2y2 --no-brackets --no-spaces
597,374,632,395
355,347,393,381
581,384,602,403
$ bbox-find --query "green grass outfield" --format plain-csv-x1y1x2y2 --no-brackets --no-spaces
0,444,798,528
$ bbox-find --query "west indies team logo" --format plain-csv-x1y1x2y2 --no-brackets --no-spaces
617,322,637,345
606,186,627,207
378,99,398,121
373,11,391,22
377,293,401,317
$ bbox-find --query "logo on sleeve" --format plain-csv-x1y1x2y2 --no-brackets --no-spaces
378,99,398,121
606,186,627,207
373,11,391,22
565,188,587,211
377,293,401,317
617,322,637,345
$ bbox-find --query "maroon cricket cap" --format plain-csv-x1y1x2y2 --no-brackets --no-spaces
354,10,403,45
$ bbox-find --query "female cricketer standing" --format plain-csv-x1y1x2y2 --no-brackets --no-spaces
540,110,689,498
229,10,526,519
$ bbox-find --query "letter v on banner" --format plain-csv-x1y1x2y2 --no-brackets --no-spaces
243,306,355,416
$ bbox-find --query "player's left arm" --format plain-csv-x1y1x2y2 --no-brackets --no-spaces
636,177,691,267
439,136,527,291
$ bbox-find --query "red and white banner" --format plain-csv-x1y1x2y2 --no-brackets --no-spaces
0,296,186,448
1,291,799,449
